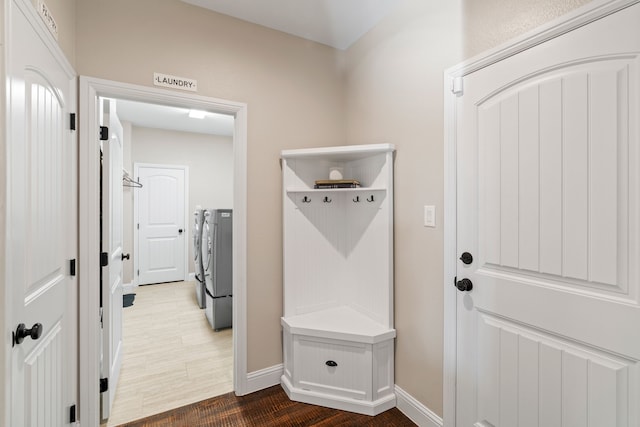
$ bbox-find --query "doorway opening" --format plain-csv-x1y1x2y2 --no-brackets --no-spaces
79,77,248,426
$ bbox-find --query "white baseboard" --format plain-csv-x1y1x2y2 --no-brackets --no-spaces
188,272,195,281
395,386,443,427
245,364,283,394
122,282,137,294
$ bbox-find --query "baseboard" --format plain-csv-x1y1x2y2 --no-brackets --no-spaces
395,386,443,427
245,364,283,394
122,282,137,294
188,272,195,281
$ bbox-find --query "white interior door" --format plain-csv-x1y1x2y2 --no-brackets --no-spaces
100,98,124,420
456,4,640,426
136,165,187,285
6,0,77,425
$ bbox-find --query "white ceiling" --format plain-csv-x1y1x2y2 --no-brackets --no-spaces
180,0,398,50
115,99,235,137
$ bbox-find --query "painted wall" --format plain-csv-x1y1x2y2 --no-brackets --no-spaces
75,0,347,371
125,126,233,284
344,0,592,417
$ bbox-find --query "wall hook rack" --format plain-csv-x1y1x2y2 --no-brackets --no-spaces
367,195,375,202
323,196,332,203
302,196,312,203
353,196,360,203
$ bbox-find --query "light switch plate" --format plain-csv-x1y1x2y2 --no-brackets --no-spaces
424,205,436,227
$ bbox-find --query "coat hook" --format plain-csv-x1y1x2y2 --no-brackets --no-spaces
323,196,332,203
353,196,360,203
367,195,375,202
302,196,311,203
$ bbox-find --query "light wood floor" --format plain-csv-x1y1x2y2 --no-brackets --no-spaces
103,281,233,427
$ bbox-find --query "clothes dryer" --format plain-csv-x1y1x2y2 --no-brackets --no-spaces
201,209,232,330
193,209,206,309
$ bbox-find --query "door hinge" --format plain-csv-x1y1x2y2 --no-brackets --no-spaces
452,76,464,96
99,126,109,141
137,269,140,276
137,223,140,230
100,378,108,393
69,404,77,423
69,113,76,131
69,259,76,276
100,252,109,267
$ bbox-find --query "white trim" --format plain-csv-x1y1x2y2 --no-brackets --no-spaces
395,386,443,427
245,364,284,394
122,283,136,294
188,272,196,282
441,1,639,426
79,76,249,426
132,162,189,285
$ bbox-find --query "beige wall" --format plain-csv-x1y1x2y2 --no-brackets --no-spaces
127,126,233,283
344,0,592,416
75,0,347,371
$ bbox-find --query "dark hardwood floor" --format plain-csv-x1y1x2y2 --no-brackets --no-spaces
118,385,416,426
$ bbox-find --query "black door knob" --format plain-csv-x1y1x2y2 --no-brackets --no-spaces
121,253,130,261
13,323,43,346
325,360,338,367
460,252,473,265
178,229,183,234
456,278,473,292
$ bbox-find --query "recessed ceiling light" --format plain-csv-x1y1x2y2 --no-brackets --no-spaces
188,109,207,119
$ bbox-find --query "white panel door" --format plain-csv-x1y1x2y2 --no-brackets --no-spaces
100,98,124,420
456,4,640,427
6,1,77,425
136,165,187,285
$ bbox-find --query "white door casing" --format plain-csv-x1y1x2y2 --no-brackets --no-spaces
79,76,248,425
5,0,78,425
135,164,188,285
100,98,124,420
448,2,640,426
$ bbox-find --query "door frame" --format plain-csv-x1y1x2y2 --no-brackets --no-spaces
79,76,248,425
442,0,638,425
133,163,190,285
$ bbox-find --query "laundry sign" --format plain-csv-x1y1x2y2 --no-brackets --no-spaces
153,73,198,92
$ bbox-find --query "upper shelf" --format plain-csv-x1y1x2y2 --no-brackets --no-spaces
281,143,395,161
286,187,387,193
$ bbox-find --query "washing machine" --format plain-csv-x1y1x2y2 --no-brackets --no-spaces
193,209,206,309
201,209,233,330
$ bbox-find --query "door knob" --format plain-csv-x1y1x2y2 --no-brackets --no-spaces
455,278,473,292
121,253,130,261
13,323,43,346
178,229,183,234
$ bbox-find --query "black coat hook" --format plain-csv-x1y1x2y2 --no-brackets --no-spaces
367,195,375,202
353,196,360,203
302,196,311,203
323,196,332,203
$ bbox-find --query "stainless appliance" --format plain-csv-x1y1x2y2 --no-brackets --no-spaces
201,209,232,330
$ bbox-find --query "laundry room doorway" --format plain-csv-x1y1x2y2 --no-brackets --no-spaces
79,77,248,427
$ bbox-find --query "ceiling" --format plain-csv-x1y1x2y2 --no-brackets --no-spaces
180,0,398,50
115,99,235,137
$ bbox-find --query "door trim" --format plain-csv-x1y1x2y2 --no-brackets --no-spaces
133,163,190,285
442,0,639,425
79,76,249,425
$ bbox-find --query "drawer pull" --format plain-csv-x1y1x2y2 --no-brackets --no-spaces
325,360,338,367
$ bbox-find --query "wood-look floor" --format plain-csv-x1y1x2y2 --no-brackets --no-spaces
117,385,416,426
103,281,233,427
